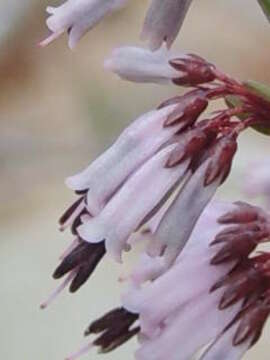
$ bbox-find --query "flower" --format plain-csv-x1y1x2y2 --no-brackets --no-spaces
42,54,270,359
141,0,193,50
42,0,193,49
66,201,270,360
105,46,216,86
40,0,130,49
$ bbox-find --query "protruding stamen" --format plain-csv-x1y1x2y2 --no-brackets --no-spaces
65,341,93,360
40,271,76,309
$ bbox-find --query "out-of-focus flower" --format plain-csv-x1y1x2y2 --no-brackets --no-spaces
141,0,193,50
66,201,270,360
40,0,130,49
42,0,194,49
244,159,270,209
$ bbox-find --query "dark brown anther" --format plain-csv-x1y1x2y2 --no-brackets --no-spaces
170,54,216,87
96,327,140,353
59,196,85,226
86,307,139,353
53,240,106,292
85,308,138,335
204,134,238,186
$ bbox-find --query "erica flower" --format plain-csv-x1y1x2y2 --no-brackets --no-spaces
42,53,270,360
40,0,130,49
142,0,193,50
105,46,216,86
42,0,194,49
65,201,270,360
43,54,270,307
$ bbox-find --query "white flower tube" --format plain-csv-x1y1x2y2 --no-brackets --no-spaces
78,144,190,261
142,0,193,50
104,46,181,84
41,0,130,49
66,104,181,215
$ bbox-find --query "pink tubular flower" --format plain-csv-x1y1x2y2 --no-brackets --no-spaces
79,202,270,359
105,46,215,86
77,143,190,262
142,0,193,50
40,0,129,49
66,201,270,360
42,53,270,359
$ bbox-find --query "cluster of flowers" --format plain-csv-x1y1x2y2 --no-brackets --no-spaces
41,47,270,359
40,1,270,359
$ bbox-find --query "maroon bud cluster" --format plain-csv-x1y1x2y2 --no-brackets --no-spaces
210,202,270,349
170,54,216,86
158,55,270,193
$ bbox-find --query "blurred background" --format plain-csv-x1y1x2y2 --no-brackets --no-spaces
1,0,270,359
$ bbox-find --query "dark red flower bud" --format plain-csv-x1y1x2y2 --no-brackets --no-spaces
162,91,208,128
232,293,270,347
218,267,265,309
218,202,260,225
204,134,238,186
165,122,215,168
170,54,216,87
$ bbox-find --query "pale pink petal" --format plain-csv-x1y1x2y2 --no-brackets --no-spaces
105,46,181,83
66,104,182,216
44,0,130,48
199,323,250,360
136,290,241,360
78,144,190,261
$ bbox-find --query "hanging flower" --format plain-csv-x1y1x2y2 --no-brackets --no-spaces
40,0,130,48
65,201,270,360
141,0,193,50
42,53,270,308
41,0,194,49
40,51,270,360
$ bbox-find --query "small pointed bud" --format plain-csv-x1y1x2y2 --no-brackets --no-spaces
166,122,215,168
233,294,270,347
204,134,237,186
170,54,216,86
218,201,262,224
163,90,208,128
218,267,263,309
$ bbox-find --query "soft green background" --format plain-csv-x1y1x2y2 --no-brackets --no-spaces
1,0,270,359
